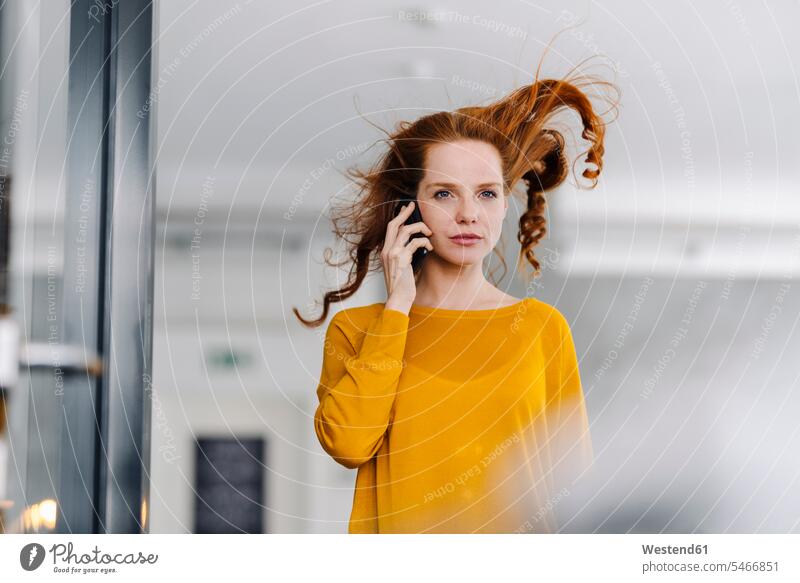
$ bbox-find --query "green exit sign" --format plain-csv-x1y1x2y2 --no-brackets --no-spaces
206,347,253,370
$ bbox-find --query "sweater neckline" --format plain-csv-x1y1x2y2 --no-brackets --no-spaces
405,297,529,319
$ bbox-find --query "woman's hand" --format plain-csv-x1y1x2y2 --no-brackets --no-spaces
381,201,433,314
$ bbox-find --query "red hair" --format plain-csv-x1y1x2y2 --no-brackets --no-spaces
294,55,618,328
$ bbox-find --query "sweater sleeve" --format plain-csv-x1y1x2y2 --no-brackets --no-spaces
314,307,409,469
548,312,594,492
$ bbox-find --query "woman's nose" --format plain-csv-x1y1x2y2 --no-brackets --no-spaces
456,198,479,223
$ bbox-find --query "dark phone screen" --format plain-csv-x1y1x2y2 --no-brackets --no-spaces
395,196,428,272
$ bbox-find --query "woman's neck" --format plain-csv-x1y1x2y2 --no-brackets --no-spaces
412,258,503,308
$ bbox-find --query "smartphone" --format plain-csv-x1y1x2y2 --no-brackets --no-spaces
394,194,428,273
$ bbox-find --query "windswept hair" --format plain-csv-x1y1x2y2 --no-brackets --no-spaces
294,53,618,328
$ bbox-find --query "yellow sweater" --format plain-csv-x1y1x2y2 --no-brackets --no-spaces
313,297,593,533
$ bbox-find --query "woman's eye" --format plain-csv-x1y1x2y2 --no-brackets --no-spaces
434,189,497,199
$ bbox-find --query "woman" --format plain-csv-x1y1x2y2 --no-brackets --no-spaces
294,63,615,533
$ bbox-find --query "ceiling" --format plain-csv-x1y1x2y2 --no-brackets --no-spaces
152,0,800,225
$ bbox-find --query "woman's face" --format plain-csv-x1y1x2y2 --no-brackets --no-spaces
416,139,508,267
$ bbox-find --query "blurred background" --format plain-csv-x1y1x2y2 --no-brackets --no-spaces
1,0,799,533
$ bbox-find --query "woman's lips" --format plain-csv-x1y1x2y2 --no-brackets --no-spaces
449,236,482,246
